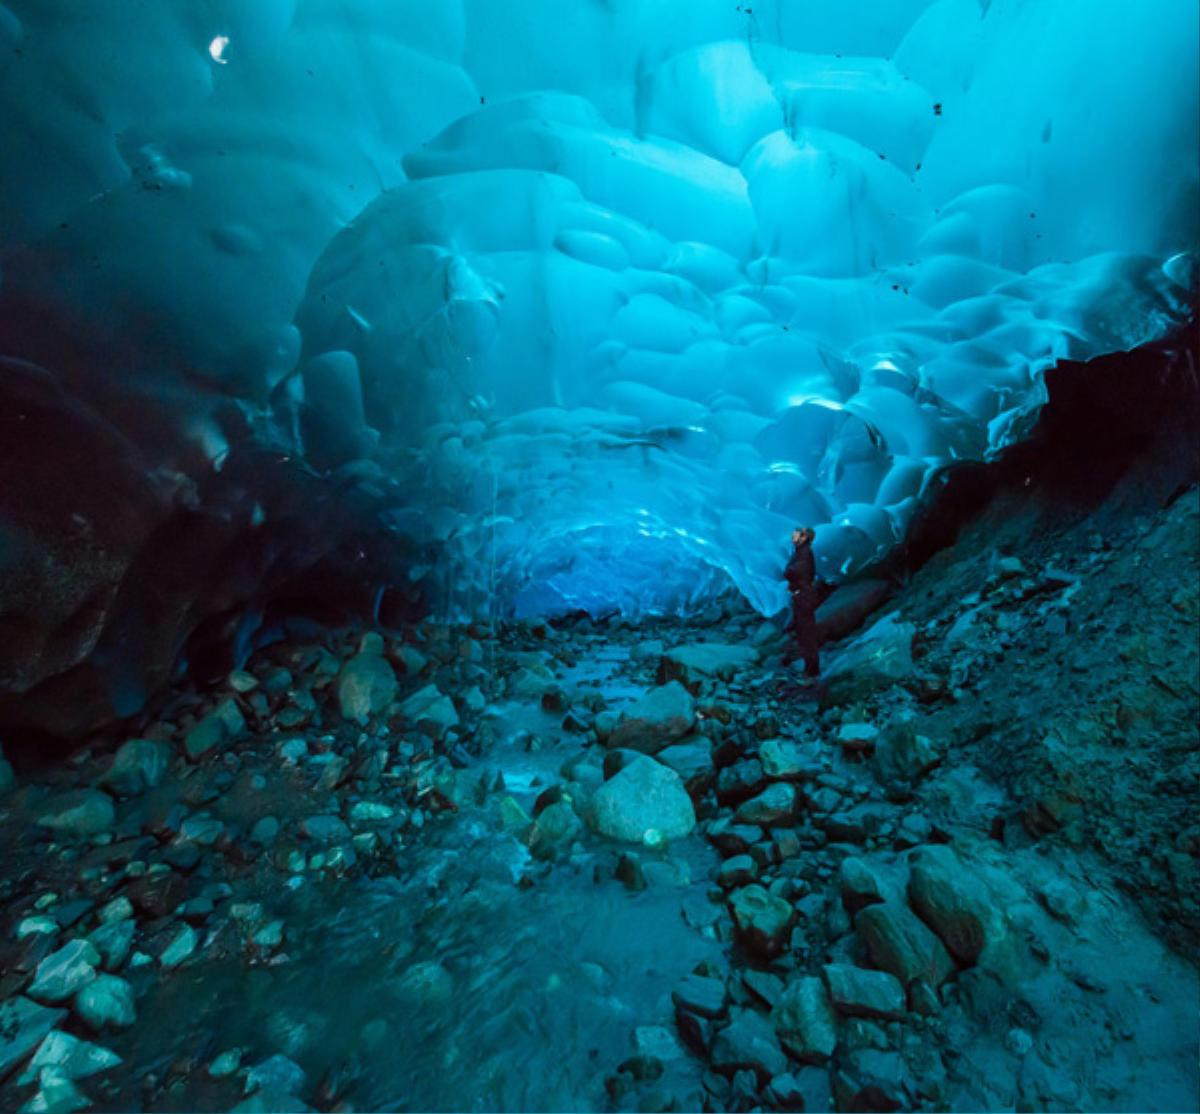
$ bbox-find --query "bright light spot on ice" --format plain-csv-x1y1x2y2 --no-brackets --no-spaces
209,36,230,64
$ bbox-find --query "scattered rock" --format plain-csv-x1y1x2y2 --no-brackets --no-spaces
758,737,821,782
771,976,838,1063
184,697,246,759
19,1031,120,1084
710,1008,789,1083
36,792,114,838
27,941,99,1004
672,974,727,1020
396,683,458,740
300,815,351,845
728,884,794,958
73,975,136,1031
734,782,797,826
855,902,956,987
0,998,66,1079
245,1053,306,1097
158,924,198,969
837,722,880,754
87,921,134,972
20,1065,89,1113
821,964,905,1021
337,652,398,724
590,757,695,843
839,857,887,916
102,739,171,795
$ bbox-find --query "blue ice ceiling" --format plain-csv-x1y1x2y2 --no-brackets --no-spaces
1,0,1196,619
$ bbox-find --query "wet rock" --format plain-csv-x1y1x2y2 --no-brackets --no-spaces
734,782,798,826
706,818,762,857
73,975,135,1031
158,924,197,969
0,998,65,1079
716,759,766,805
348,801,393,825
102,739,171,795
654,738,715,798
822,615,916,705
20,1065,89,1113
19,1031,120,1084
178,813,223,845
821,964,905,1021
839,857,887,916
526,801,583,860
837,722,879,754
125,871,187,919
710,1008,788,1082
759,737,822,782
27,941,99,1004
835,1049,909,1113
728,884,794,958
184,698,246,759
873,722,940,786
300,815,351,845
245,1053,305,1098
336,652,397,724
396,683,458,740
634,1025,685,1064
907,845,1006,965
250,816,281,845
36,791,114,838
85,922,134,972
855,902,956,987
771,976,838,1064
718,854,758,888
672,974,727,1020
659,643,757,688
607,682,695,754
590,756,695,843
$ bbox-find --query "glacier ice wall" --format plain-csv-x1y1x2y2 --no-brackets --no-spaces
1,0,1197,630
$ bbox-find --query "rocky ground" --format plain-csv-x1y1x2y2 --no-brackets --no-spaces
0,478,1198,1111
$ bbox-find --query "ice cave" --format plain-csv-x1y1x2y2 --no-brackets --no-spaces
0,2,1197,1112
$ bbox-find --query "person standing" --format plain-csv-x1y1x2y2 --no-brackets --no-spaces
785,526,822,677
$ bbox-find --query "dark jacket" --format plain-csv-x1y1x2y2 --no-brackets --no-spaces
785,544,817,598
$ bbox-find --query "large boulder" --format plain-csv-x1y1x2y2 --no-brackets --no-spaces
822,614,915,706
855,902,956,987
607,682,695,753
337,652,398,723
590,756,695,843
907,845,1008,965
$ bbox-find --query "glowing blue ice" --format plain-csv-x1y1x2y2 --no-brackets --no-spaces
0,0,1195,617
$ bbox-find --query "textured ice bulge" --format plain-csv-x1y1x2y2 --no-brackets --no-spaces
1,0,1196,622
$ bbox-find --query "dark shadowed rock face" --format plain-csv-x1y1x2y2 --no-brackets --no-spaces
0,358,424,745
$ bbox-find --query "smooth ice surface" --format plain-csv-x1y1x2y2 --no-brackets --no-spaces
0,0,1196,618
